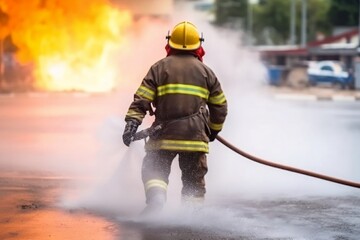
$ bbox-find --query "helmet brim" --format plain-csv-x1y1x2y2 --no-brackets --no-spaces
169,41,201,51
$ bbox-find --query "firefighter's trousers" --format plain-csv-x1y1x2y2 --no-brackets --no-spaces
142,150,208,205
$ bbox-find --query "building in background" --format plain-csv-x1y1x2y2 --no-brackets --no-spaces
258,28,359,69
114,0,174,19
258,28,360,89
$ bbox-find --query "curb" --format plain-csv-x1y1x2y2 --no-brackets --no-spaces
274,93,360,101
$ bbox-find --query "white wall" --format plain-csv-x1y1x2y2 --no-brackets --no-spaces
114,0,173,17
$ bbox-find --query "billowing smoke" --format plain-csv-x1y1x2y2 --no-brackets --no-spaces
60,1,360,218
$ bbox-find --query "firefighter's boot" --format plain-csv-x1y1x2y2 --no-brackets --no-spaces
181,195,204,212
140,191,166,217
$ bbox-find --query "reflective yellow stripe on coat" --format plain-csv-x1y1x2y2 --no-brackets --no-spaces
209,121,223,131
208,92,226,105
136,85,155,101
146,139,209,153
125,109,145,122
157,84,209,99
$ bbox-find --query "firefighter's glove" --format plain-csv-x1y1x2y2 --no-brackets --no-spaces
122,120,139,146
209,129,220,142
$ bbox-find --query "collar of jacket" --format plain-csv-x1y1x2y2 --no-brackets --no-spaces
165,43,205,62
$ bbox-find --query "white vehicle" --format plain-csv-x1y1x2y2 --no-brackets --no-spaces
307,61,353,89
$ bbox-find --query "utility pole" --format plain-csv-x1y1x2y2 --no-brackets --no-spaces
290,0,296,45
301,0,307,47
358,0,360,49
247,0,253,45
355,0,360,90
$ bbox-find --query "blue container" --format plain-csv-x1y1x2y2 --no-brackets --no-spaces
267,66,284,86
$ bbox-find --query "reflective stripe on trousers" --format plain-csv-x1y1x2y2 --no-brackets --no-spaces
144,179,168,192
141,150,208,204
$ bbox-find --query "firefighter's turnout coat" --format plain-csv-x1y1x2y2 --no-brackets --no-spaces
125,53,227,153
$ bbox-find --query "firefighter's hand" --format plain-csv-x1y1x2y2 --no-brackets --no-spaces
122,120,139,146
209,129,220,142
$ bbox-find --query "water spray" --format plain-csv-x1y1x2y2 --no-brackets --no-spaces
131,128,360,189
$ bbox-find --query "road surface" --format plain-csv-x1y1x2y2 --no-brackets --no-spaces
0,92,359,240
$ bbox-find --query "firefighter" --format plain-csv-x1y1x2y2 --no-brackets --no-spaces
122,21,227,215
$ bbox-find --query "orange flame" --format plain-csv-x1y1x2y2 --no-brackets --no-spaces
0,0,132,92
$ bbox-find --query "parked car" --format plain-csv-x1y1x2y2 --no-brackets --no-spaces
307,61,354,89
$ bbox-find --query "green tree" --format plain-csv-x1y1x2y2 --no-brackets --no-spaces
214,0,360,45
253,0,291,44
306,0,332,42
252,0,331,45
328,0,359,26
214,0,248,27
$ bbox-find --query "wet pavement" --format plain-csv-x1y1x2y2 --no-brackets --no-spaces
0,93,359,239
0,172,117,240
1,172,359,240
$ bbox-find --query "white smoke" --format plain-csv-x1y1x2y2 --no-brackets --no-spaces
61,2,360,235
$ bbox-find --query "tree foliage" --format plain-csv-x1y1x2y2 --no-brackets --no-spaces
253,0,293,44
253,0,331,45
214,0,248,26
214,0,359,45
328,0,359,26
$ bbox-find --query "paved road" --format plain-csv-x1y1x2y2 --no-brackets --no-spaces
0,93,359,239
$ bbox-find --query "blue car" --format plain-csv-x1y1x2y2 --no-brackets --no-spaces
307,61,354,89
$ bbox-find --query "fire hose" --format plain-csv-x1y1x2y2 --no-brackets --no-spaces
132,127,360,189
216,135,360,189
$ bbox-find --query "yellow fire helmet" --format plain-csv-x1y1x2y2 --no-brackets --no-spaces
166,21,204,50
